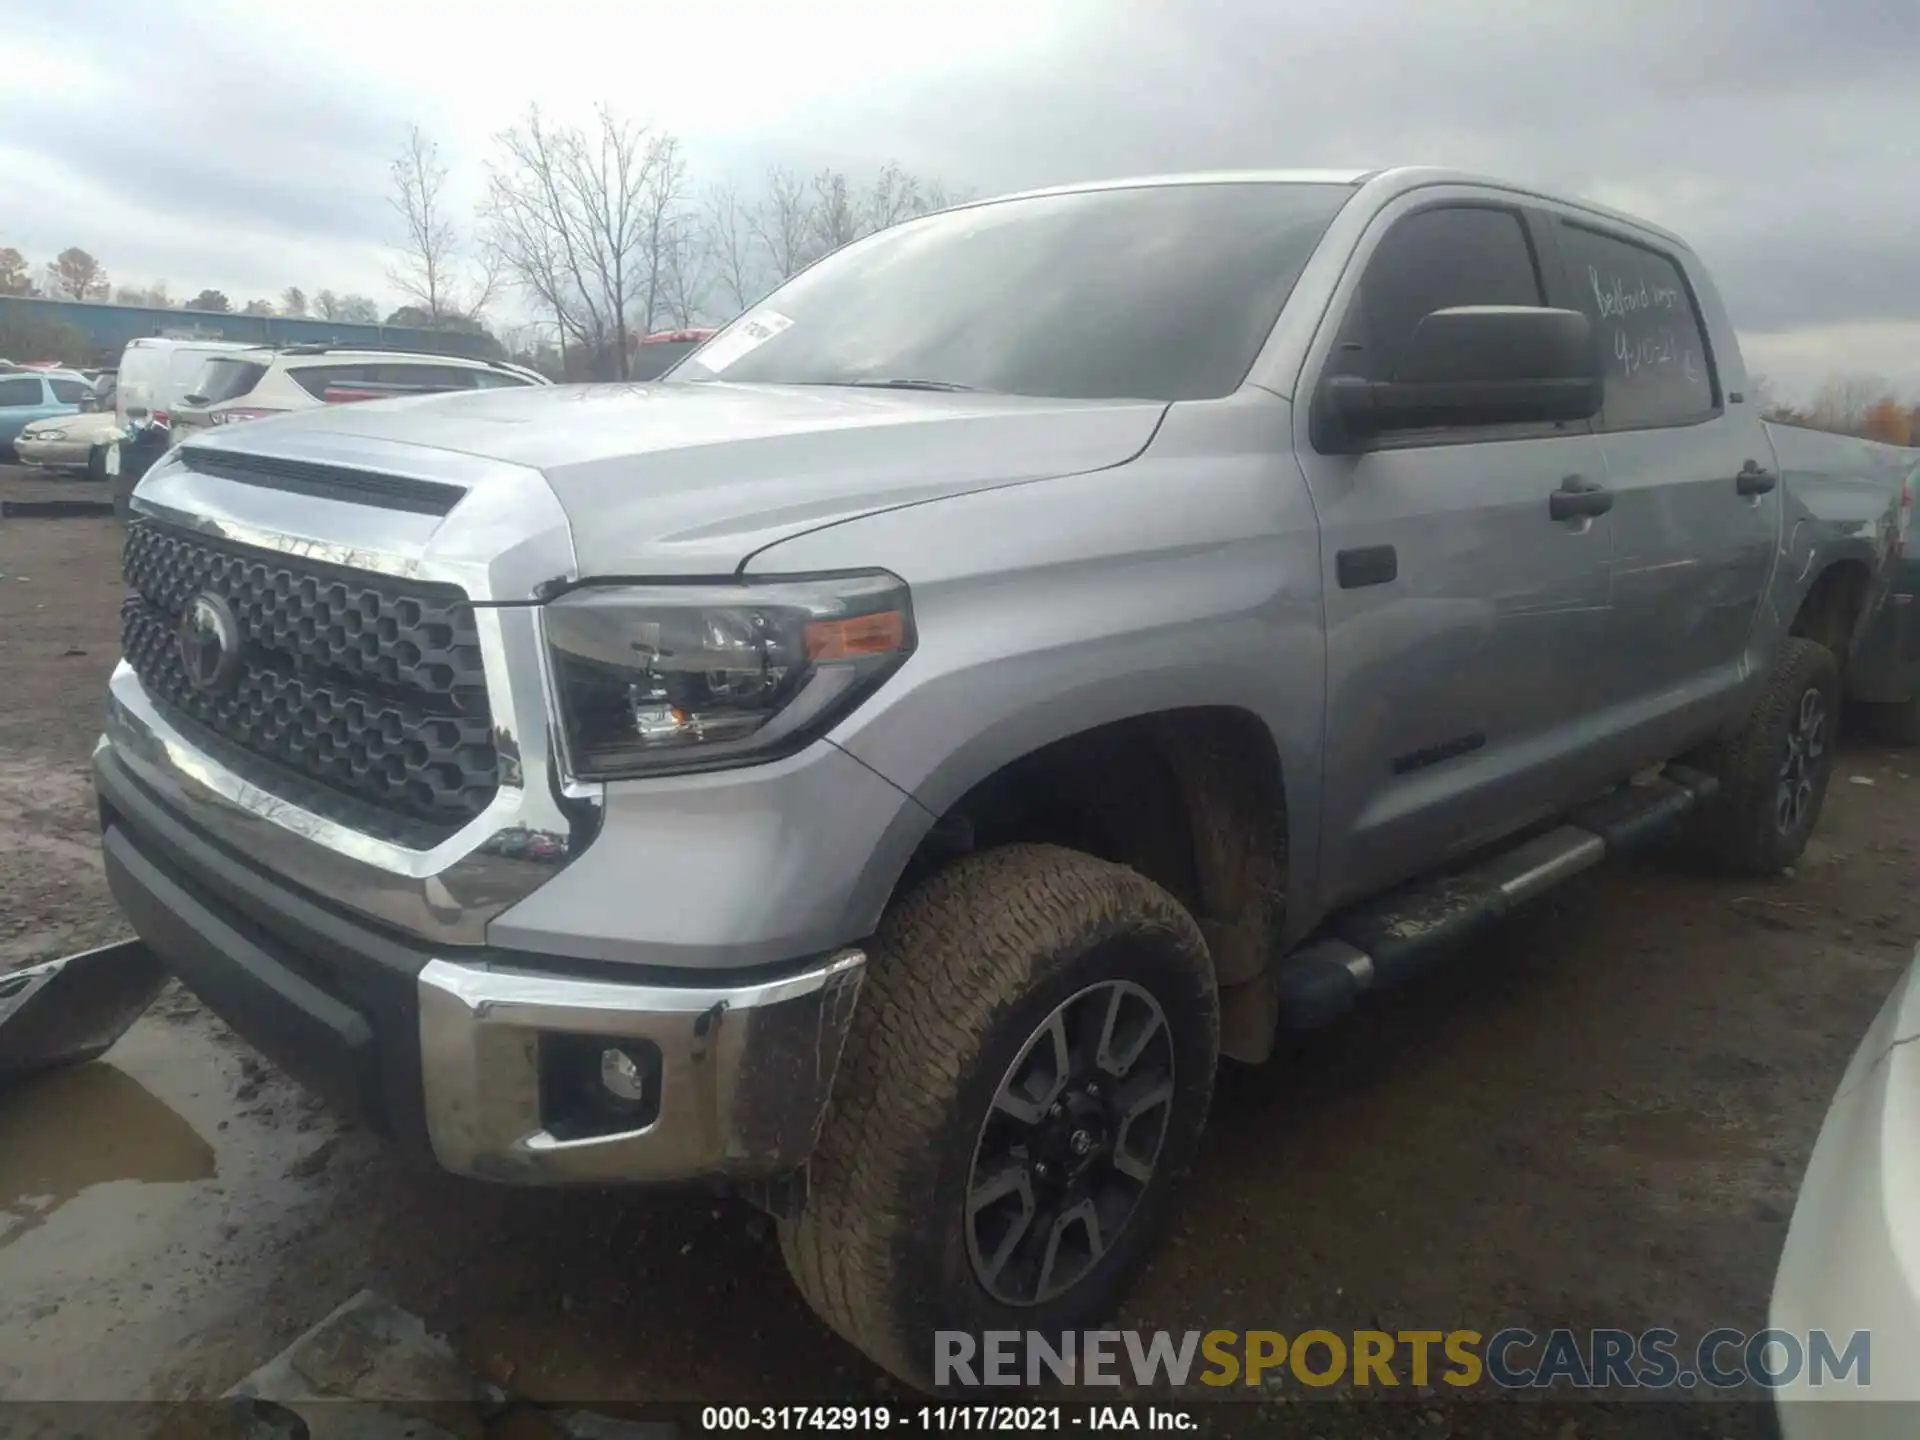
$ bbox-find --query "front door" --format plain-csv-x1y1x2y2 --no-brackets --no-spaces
1293,197,1617,911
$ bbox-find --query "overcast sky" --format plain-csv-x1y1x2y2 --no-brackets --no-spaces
4,0,1914,399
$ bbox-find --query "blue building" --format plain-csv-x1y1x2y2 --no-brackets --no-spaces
0,294,495,366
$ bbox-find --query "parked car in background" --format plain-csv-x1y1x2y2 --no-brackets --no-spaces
114,337,254,433
0,368,92,459
1841,447,1920,743
16,375,126,476
1770,939,1920,1430
630,328,716,380
168,346,550,444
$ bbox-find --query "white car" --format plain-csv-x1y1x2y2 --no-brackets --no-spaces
1770,941,1920,1432
114,337,252,431
169,345,550,443
15,409,126,473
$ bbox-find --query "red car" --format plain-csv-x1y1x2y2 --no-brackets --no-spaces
629,328,715,381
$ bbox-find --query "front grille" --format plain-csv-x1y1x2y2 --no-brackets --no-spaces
121,520,500,837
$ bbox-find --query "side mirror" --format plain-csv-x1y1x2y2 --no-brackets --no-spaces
1316,306,1602,452
79,394,99,413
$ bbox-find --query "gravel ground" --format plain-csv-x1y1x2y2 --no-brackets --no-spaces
1,475,1914,1438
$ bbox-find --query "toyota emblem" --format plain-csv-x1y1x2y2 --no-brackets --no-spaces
177,593,242,694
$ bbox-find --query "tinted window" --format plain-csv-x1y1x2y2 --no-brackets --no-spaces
680,182,1354,402
471,369,534,389
1558,224,1714,429
1336,206,1544,382
187,359,267,404
0,377,41,406
632,341,701,381
371,363,478,389
290,364,379,399
48,378,88,403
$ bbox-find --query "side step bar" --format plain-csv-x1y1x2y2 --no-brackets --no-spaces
1272,765,1718,1031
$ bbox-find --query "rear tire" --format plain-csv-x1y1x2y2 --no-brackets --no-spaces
1689,637,1841,874
779,843,1218,1389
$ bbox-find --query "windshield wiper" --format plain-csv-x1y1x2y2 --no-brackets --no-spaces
840,377,977,393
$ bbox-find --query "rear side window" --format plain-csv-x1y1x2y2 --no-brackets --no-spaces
188,359,267,404
290,364,378,399
1558,224,1715,429
291,362,479,398
471,370,534,389
0,377,41,406
1335,206,1544,383
48,378,88,403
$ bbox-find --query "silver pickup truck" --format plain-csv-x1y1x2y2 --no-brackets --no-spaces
96,168,1903,1386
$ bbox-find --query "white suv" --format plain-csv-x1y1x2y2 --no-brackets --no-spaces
170,346,550,444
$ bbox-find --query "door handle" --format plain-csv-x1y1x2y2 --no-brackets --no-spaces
1736,459,1778,496
1550,474,1614,521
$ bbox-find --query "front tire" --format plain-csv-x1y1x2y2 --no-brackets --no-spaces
780,843,1218,1389
1691,637,1841,874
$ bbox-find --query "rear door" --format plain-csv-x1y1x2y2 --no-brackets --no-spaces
1544,217,1778,763
1294,194,1616,909
0,375,54,444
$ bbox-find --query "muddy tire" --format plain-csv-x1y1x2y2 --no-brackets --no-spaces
779,843,1218,1389
1690,637,1841,875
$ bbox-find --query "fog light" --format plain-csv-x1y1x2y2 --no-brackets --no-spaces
600,1046,648,1103
539,1032,662,1139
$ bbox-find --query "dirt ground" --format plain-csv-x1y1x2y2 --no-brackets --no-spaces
1,472,1915,1436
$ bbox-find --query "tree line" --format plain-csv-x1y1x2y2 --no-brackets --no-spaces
2,106,965,380
0,246,385,324
1753,374,1919,446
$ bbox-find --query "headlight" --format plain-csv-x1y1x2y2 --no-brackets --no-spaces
544,572,915,780
28,429,63,441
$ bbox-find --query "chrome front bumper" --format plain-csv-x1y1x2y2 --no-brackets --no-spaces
98,734,869,1187
417,950,866,1184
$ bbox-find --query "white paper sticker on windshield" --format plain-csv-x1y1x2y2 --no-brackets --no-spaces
692,311,793,374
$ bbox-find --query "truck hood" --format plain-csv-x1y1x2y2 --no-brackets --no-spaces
214,382,1167,577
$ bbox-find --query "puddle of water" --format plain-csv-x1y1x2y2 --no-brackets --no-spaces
0,1013,340,1402
0,1061,215,1248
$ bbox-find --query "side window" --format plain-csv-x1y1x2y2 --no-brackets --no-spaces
290,364,378,399
470,370,532,389
1335,206,1544,383
49,378,89,404
1558,224,1715,429
0,377,42,406
371,364,477,390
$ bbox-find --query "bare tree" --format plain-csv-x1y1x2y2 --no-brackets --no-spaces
280,286,308,317
389,125,496,324
486,105,688,380
241,298,275,316
337,294,381,324
701,183,762,316
750,166,816,283
313,289,343,320
1808,373,1887,435
657,226,708,329
808,169,862,259
634,134,693,335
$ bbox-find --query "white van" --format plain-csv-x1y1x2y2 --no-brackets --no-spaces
114,338,258,430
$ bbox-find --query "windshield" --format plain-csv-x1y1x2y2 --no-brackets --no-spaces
675,181,1353,402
